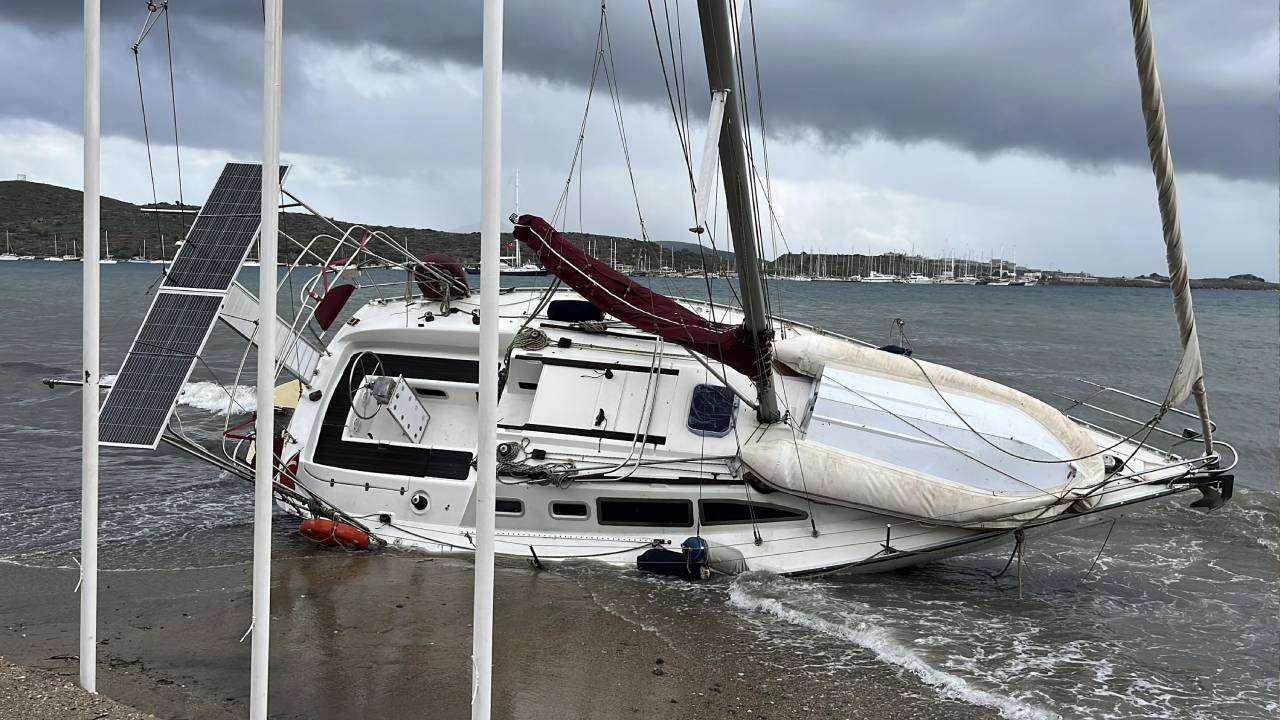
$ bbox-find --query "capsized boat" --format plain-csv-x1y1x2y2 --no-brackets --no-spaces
235,211,1228,576
75,0,1235,580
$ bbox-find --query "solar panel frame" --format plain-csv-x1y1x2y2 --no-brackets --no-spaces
162,162,289,291
101,161,294,448
100,291,228,448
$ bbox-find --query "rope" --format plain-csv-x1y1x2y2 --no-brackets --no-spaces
497,460,577,488
510,327,550,351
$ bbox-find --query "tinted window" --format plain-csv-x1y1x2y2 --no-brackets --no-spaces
700,500,807,526
550,501,589,518
495,498,523,515
598,498,693,527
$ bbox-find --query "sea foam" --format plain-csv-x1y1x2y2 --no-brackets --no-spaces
176,381,256,415
728,576,1060,720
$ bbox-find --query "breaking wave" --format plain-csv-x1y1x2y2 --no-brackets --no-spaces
728,573,1059,720
175,380,257,415
101,374,255,416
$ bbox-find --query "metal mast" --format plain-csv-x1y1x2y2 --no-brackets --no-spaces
696,0,780,422
250,1,283,717
472,0,504,716
80,0,101,694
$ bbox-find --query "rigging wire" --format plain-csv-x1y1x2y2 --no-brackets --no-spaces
599,6,651,243
161,6,187,238
132,48,165,250
552,12,605,228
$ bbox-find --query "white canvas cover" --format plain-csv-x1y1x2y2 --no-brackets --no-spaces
738,335,1104,527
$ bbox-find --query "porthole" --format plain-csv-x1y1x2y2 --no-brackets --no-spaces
410,491,431,513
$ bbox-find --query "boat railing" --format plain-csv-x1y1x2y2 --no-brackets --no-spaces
218,222,442,465
1056,378,1233,472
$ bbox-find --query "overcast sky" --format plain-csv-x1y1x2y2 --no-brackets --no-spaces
0,1,1275,278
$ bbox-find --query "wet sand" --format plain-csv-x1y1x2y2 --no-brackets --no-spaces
0,550,996,719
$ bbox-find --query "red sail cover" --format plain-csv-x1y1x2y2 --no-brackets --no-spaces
512,214,768,379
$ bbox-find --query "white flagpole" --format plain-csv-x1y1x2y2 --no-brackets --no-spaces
79,0,101,694
472,0,503,716
250,1,283,718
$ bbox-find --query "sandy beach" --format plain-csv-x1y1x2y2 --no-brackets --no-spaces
0,547,998,720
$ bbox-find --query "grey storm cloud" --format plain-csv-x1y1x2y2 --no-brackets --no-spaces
0,0,1275,183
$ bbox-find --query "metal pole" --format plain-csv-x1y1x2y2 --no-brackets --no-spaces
696,0,779,422
79,0,100,694
472,0,503,716
250,1,282,717
1127,0,1213,454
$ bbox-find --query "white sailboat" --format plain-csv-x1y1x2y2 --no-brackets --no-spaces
90,0,1233,586
44,235,65,262
464,169,547,279
0,231,18,261
128,233,152,263
99,231,116,264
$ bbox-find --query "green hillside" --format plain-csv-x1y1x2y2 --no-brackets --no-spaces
0,179,723,271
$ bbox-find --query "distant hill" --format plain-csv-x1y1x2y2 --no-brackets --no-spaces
656,239,734,261
0,180,720,271
3,180,1274,289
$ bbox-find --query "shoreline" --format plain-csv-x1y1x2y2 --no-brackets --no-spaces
0,550,999,719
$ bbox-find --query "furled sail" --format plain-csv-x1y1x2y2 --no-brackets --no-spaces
1128,0,1211,446
511,214,766,379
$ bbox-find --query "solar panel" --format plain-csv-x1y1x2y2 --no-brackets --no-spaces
100,292,226,448
162,162,289,291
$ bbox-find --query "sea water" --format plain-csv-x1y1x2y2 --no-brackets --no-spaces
0,262,1274,719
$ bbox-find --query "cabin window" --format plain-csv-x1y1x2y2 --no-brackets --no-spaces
699,500,807,526
597,498,693,528
495,498,523,516
415,387,449,399
687,384,736,437
549,501,589,520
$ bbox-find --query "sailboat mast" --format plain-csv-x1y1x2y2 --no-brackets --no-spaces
513,168,520,266
696,0,780,423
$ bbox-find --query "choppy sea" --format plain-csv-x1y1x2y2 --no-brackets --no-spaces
0,262,1275,719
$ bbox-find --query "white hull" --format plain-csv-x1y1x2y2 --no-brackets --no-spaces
270,287,1221,576
861,272,897,284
